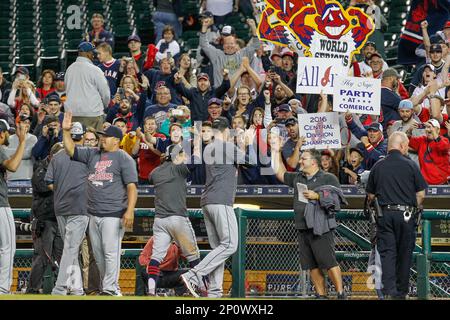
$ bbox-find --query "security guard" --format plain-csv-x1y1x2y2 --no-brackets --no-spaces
366,131,427,299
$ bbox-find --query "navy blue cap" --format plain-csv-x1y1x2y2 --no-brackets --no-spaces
127,34,141,43
366,122,383,132
97,125,123,140
208,97,222,107
277,104,292,112
284,117,298,126
15,66,29,76
78,41,97,53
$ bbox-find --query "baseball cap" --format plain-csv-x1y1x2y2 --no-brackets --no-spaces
277,104,292,112
382,68,400,79
14,66,29,76
200,11,213,18
444,21,450,29
0,119,10,133
78,41,97,53
197,73,209,81
211,116,230,130
281,51,295,59
423,64,436,72
97,125,123,140
55,72,65,81
221,25,235,36
284,117,298,126
430,43,442,53
366,122,383,132
127,34,141,43
46,94,61,104
70,122,86,141
427,119,440,128
364,41,377,49
349,147,364,158
165,143,184,162
270,53,282,60
112,117,127,126
369,52,383,60
398,99,413,110
208,97,222,107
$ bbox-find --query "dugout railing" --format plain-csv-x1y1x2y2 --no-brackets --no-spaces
11,208,450,299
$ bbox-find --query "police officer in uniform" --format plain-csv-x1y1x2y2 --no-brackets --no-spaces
366,132,427,299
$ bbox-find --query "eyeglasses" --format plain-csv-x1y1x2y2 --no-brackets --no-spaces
85,138,98,142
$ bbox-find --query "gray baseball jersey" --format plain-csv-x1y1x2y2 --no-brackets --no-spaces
149,161,190,218
200,139,244,207
0,148,10,207
45,150,88,216
72,147,138,217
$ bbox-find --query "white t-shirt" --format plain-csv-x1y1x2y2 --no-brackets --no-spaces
206,0,233,17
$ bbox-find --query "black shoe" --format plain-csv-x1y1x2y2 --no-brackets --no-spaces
315,294,329,300
337,292,347,300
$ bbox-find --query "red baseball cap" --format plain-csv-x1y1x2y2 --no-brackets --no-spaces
444,21,450,29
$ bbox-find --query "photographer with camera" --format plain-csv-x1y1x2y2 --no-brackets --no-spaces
7,67,40,112
0,119,27,295
31,115,62,161
27,143,64,294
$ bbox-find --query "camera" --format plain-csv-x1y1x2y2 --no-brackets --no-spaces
117,88,126,100
48,127,55,136
268,66,276,73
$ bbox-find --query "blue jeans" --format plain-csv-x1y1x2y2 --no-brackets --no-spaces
153,11,182,43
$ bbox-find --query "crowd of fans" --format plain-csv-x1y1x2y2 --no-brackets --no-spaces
0,1,449,187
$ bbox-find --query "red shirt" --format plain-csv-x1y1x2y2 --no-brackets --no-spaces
36,87,56,100
138,132,165,180
417,107,449,137
409,135,450,185
138,237,180,271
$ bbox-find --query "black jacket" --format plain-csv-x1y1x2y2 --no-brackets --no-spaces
31,158,55,221
175,79,230,122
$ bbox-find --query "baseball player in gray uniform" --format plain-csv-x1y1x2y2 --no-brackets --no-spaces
62,112,138,296
46,122,90,295
181,116,250,298
146,144,200,296
0,119,26,295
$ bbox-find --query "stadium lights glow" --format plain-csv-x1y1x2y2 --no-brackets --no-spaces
406,0,411,5
383,7,388,13
380,1,385,6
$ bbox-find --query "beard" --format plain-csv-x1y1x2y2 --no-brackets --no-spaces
119,108,130,116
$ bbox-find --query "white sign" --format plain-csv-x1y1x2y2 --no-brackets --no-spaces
333,76,381,115
296,57,346,95
298,112,341,150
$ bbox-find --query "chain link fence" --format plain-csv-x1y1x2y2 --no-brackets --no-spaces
11,211,450,298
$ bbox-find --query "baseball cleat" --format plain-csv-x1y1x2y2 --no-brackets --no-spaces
180,273,200,298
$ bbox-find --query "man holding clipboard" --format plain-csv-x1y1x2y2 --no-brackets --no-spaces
271,140,346,299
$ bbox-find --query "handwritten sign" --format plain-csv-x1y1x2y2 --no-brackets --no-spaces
298,112,341,150
296,57,345,94
333,76,381,115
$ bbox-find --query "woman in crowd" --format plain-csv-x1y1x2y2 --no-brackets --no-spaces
36,69,56,100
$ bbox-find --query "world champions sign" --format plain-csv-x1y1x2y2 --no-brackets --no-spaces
257,0,375,67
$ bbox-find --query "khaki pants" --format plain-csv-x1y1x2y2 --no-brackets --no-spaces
72,115,105,132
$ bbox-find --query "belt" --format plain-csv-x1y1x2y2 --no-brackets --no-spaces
382,205,416,212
